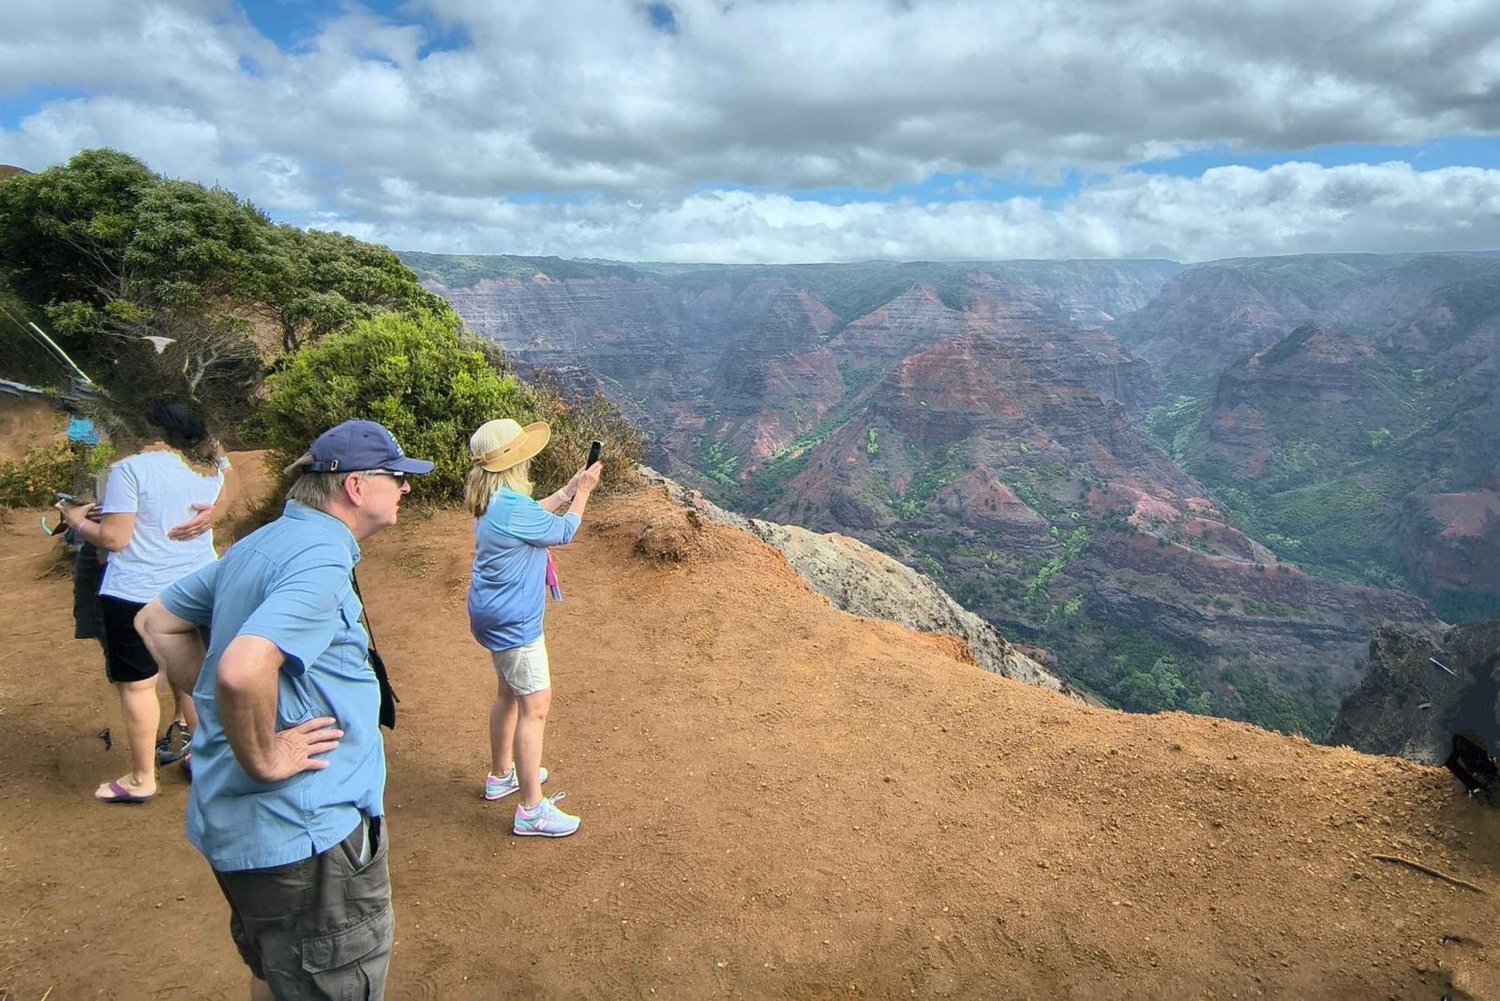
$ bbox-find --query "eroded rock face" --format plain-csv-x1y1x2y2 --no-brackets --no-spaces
1124,257,1500,621
1328,614,1500,765
768,330,1440,716
1406,484,1500,607
1078,534,1436,691
638,466,1078,698
422,260,1177,490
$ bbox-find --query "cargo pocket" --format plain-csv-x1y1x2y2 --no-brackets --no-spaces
336,818,391,914
301,907,393,1001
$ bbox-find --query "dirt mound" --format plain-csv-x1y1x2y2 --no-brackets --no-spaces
0,475,1496,999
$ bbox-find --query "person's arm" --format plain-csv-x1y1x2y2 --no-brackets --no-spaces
167,503,215,542
167,460,235,542
224,556,352,782
61,506,135,551
136,597,208,693
217,635,343,783
562,461,602,522
538,461,603,514
145,558,221,692
537,485,574,513
66,460,138,551
504,465,601,549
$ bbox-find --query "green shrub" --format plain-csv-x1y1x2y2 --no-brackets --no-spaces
701,435,742,487
250,310,642,503
0,443,72,507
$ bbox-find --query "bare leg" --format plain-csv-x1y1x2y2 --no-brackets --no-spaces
490,679,518,777
516,688,552,808
170,681,198,734
250,976,273,1001
97,677,159,797
154,646,189,730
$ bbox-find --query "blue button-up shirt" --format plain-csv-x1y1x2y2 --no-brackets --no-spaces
468,488,580,651
160,500,384,872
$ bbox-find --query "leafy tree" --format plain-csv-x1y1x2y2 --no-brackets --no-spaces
0,282,58,385
0,147,450,435
1113,656,1189,713
0,151,271,426
255,226,454,353
0,148,155,331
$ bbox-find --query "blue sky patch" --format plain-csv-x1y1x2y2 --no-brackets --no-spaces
642,2,679,34
1137,136,1500,177
0,87,88,130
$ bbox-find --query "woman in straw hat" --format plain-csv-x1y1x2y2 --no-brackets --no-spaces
465,418,601,837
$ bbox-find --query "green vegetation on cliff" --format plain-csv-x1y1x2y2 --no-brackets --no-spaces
0,148,451,435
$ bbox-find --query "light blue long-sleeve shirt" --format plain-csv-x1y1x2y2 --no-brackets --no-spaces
468,488,580,651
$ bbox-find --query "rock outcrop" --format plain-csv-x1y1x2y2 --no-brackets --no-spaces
1328,613,1500,765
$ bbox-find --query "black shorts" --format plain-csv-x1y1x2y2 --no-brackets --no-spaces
99,595,158,684
214,816,393,999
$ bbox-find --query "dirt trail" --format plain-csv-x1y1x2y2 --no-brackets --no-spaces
0,470,1496,999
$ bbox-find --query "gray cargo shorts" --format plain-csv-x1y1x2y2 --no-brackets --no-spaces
213,815,393,1000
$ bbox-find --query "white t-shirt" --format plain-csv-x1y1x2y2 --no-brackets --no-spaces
99,449,228,603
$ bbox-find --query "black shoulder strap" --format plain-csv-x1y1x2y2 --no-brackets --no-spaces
350,570,399,730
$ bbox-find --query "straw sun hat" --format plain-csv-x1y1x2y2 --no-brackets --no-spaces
470,419,550,473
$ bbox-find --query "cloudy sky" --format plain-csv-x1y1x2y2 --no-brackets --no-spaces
4,0,1500,262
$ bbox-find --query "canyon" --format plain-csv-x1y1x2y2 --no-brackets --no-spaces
405,251,1500,736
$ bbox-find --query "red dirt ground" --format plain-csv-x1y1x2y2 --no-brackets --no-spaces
0,459,1497,999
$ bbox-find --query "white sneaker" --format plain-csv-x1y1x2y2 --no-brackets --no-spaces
513,792,580,838
484,766,548,801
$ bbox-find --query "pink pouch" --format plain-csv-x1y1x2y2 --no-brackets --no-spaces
546,551,563,602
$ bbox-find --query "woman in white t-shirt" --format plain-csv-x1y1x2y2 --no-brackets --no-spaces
60,403,226,804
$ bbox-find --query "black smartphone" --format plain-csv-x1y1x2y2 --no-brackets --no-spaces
587,439,604,466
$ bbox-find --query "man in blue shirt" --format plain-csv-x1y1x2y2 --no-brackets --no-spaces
136,420,432,1001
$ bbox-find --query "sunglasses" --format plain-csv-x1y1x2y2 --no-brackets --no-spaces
359,469,407,481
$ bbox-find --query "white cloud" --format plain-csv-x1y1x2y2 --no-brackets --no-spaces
309,162,1500,263
2,0,1499,260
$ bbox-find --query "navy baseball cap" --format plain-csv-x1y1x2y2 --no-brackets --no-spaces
306,420,435,475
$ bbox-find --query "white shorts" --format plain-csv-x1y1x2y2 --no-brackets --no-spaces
491,638,550,696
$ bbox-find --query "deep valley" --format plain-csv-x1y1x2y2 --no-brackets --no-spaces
404,251,1500,736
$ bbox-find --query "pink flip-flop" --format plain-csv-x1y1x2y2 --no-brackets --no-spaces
96,779,151,804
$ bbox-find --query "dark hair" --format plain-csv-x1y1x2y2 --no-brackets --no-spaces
145,401,218,470
146,402,207,450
